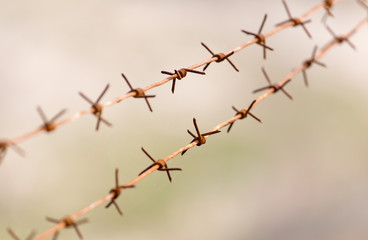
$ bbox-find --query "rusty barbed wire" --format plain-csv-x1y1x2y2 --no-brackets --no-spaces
3,0,367,238
25,12,368,240
0,1,344,165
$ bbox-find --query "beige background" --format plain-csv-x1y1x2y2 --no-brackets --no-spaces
1,0,368,239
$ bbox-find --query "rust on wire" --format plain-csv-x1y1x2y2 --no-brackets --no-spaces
46,216,88,240
0,139,25,164
241,14,274,59
7,228,35,240
121,73,155,112
201,42,239,72
227,100,262,133
5,2,368,239
79,84,112,131
276,0,313,38
105,168,135,215
253,67,293,100
323,0,335,17
139,147,182,182
326,25,356,50
161,68,205,93
181,118,221,155
36,106,66,132
302,46,327,87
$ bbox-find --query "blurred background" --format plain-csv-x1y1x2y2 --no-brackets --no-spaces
1,0,368,239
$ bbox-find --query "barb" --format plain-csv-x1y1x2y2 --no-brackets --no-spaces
45,216,88,240
161,68,205,93
79,84,112,131
241,14,274,59
227,100,262,133
121,73,156,112
0,139,25,164
29,15,368,240
201,42,239,72
275,0,313,38
325,25,356,50
324,0,335,16
1,0,345,165
181,118,221,155
253,67,293,100
302,46,327,87
36,106,66,132
7,228,35,240
105,168,135,215
139,147,182,183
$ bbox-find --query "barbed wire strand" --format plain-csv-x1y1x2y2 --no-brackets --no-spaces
0,0,344,160
29,11,368,240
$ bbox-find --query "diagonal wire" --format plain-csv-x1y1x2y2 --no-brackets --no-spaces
31,15,368,240
3,0,344,160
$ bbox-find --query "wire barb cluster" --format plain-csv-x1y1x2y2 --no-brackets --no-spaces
0,139,25,164
37,107,67,132
253,67,293,100
161,68,206,93
139,147,182,182
201,42,239,72
105,169,135,215
242,14,274,59
227,100,262,133
181,118,221,155
276,0,313,38
4,1,368,239
302,46,327,87
45,216,88,240
79,84,112,131
121,73,156,112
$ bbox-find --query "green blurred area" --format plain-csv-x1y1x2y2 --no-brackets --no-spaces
1,0,368,239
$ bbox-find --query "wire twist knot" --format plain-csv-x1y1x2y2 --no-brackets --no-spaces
161,68,205,93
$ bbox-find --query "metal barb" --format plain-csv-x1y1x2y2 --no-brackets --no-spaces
161,68,205,93
121,73,156,112
7,228,35,240
37,106,66,132
79,84,112,131
46,216,88,240
201,42,239,72
227,100,262,133
326,25,356,50
139,147,182,182
241,14,274,59
105,168,135,215
253,67,293,100
275,0,313,38
0,139,25,164
181,118,221,155
302,46,327,87
323,0,335,18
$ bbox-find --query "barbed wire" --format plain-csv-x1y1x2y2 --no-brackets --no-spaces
0,0,344,164
5,0,368,239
